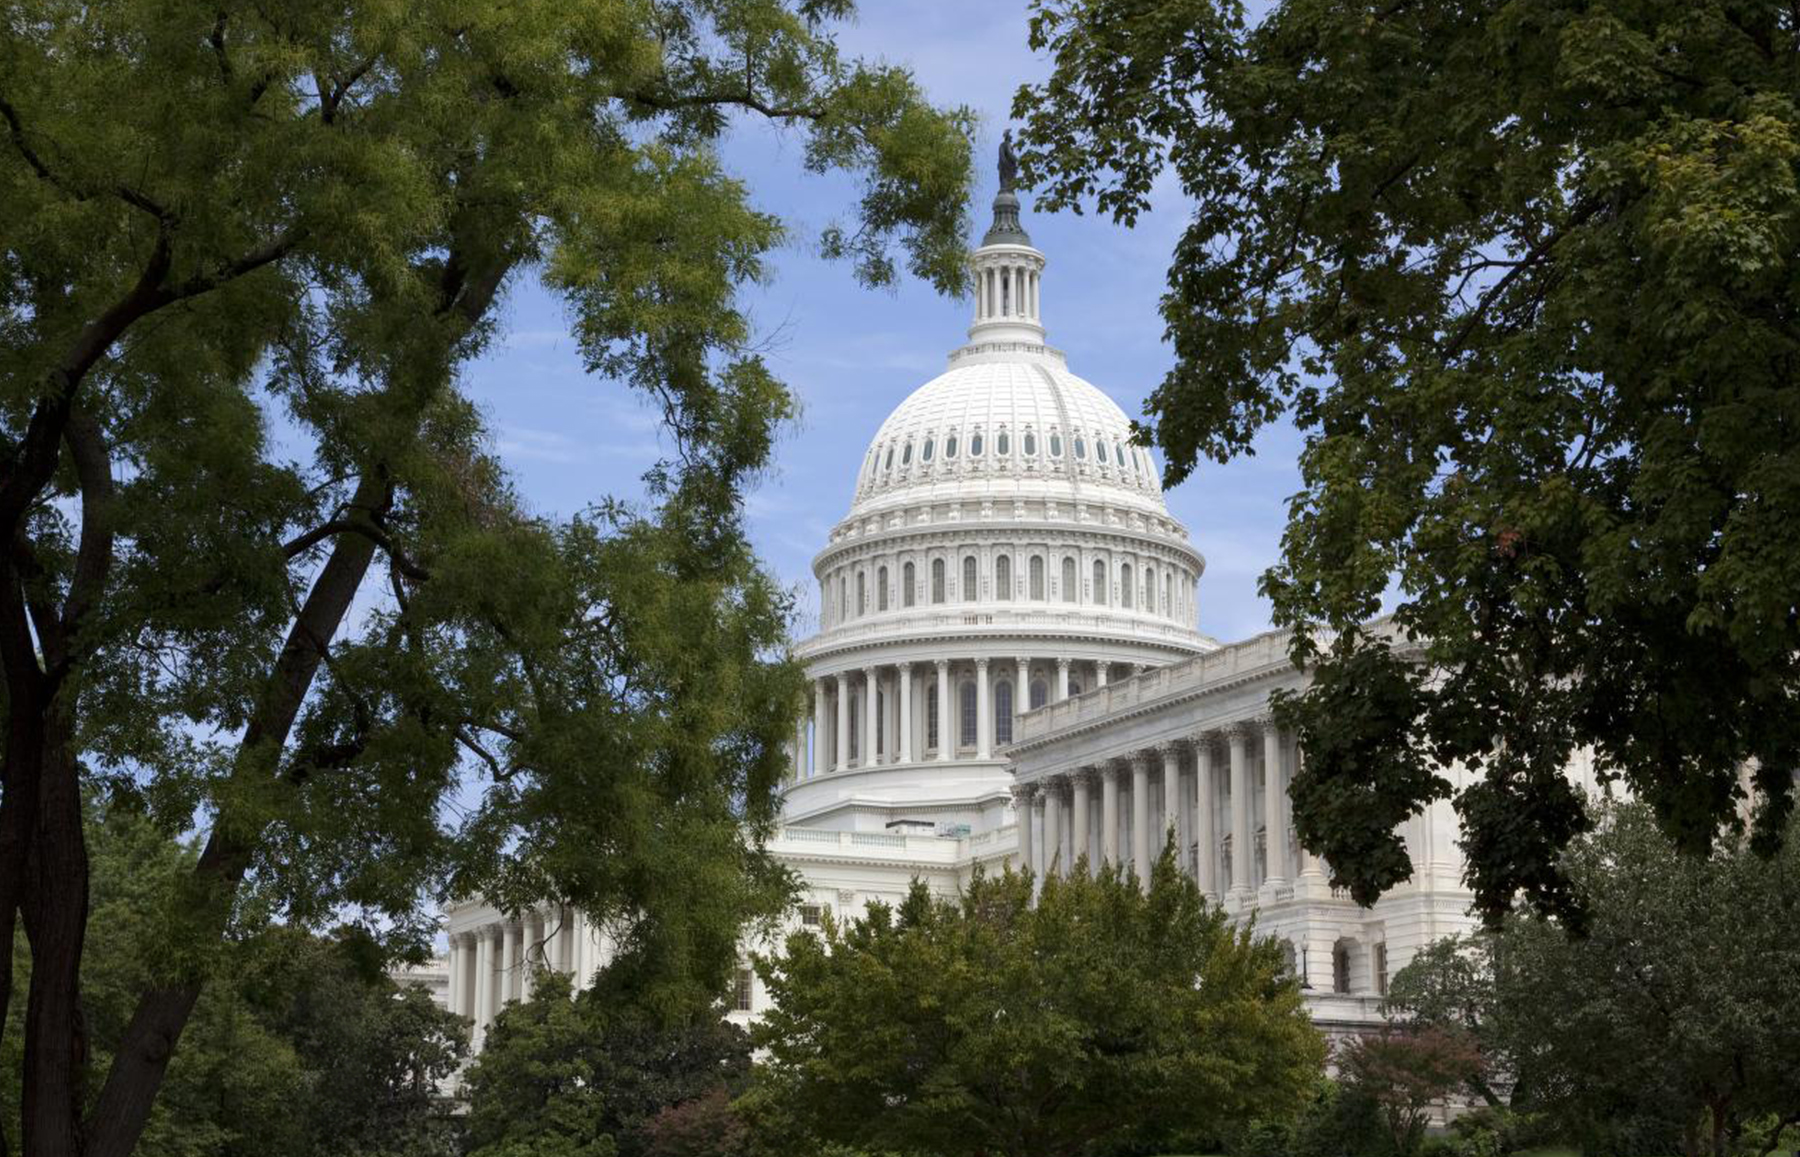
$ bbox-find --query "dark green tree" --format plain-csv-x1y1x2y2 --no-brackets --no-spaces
750,856,1325,1157
0,3,973,1154
1014,0,1800,922
462,971,752,1157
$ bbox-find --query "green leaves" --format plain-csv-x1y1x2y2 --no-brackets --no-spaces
752,856,1324,1157
1018,0,1800,920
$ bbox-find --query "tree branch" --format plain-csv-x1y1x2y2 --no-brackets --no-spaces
282,517,428,581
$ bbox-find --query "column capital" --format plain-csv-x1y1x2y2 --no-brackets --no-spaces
934,657,950,672
975,656,990,670
483,922,506,942
1055,656,1071,670
449,930,473,948
895,659,912,673
835,671,851,687
863,663,878,676
1071,766,1101,789
1227,719,1263,743
1155,739,1185,759
1129,749,1157,772
1190,730,1227,760
1010,783,1039,806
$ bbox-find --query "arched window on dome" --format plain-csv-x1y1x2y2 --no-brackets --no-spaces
903,561,917,607
962,556,978,601
1050,432,1064,458
1029,555,1045,600
1116,442,1128,467
926,683,939,752
1142,564,1155,612
1062,557,1077,603
1096,438,1109,465
1164,572,1172,617
877,565,889,612
1030,679,1048,709
1092,559,1108,605
839,575,848,620
995,554,1012,600
856,571,866,616
1024,430,1037,456
995,680,1014,746
946,433,958,459
959,680,977,748
1074,436,1087,460
848,694,859,760
997,430,1009,455
970,431,984,457
922,437,935,462
884,444,895,471
931,559,946,604
1121,563,1134,609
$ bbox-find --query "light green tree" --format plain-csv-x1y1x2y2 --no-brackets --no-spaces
750,856,1325,1157
0,3,973,1154
1013,0,1800,923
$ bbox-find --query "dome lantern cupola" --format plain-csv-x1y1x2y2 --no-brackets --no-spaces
967,131,1047,346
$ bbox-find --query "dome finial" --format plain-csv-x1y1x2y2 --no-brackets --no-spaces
998,129,1019,193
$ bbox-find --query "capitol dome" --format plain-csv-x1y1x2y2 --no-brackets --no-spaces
783,180,1215,833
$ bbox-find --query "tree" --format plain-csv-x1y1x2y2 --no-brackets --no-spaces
1381,934,1510,1109
461,970,753,1157
1338,1028,1483,1157
4,800,467,1157
1014,0,1800,923
751,855,1326,1157
639,1089,750,1157
0,3,973,1154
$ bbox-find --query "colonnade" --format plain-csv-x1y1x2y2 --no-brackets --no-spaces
788,656,1152,780
1010,717,1323,897
445,907,600,1047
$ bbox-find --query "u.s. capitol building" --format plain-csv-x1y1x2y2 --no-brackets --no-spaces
432,183,1576,1048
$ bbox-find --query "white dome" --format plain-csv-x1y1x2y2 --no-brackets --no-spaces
847,349,1168,521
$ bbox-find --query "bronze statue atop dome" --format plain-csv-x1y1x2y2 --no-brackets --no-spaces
998,130,1019,193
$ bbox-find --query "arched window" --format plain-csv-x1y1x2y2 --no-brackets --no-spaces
904,561,917,607
1116,442,1128,467
946,433,958,459
970,431,984,457
1074,436,1087,460
922,437,935,462
1163,572,1172,616
959,681,978,747
857,571,867,616
1024,431,1037,456
878,565,889,612
1062,557,1077,603
884,445,895,470
1096,438,1108,464
1030,679,1048,709
962,556,978,601
1050,433,1063,457
1092,559,1108,605
1144,567,1154,610
839,575,848,619
927,684,939,751
997,430,1010,455
995,554,1012,600
1029,556,1045,599
995,680,1014,745
1333,941,1354,994
931,559,946,604
876,689,885,757
1121,563,1134,609
901,441,913,465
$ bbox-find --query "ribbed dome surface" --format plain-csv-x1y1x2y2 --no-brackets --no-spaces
847,348,1167,519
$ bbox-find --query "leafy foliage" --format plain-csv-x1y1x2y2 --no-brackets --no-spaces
0,1,974,1153
462,971,752,1157
751,854,1325,1157
1015,0,1800,922
1338,1028,1484,1157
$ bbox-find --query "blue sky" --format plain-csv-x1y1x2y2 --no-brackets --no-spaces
460,2,1305,645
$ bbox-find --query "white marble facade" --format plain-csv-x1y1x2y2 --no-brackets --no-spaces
436,186,1532,1047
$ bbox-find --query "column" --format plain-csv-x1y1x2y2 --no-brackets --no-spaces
813,680,827,777
473,925,495,1045
1132,752,1152,884
1012,785,1036,877
1095,661,1109,688
1056,658,1071,701
556,907,574,974
447,933,467,1022
864,666,879,766
935,660,952,761
1072,769,1093,873
1016,657,1030,716
898,662,914,763
1229,725,1252,898
570,909,589,984
1100,762,1120,867
791,717,805,783
1042,777,1064,877
522,911,545,1001
1297,735,1325,882
835,673,850,771
1160,742,1182,861
1196,738,1218,897
1263,721,1289,889
501,920,522,1004
976,658,992,759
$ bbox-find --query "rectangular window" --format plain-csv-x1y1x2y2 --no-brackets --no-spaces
800,903,827,928
734,967,753,1012
1374,943,1389,996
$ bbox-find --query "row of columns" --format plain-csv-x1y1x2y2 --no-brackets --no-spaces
789,657,1152,780
446,907,601,1049
1012,718,1323,897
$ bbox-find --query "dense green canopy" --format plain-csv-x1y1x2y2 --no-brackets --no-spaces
1016,0,1800,923
0,2,972,1154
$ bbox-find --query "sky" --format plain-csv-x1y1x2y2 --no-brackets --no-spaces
460,2,1306,645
